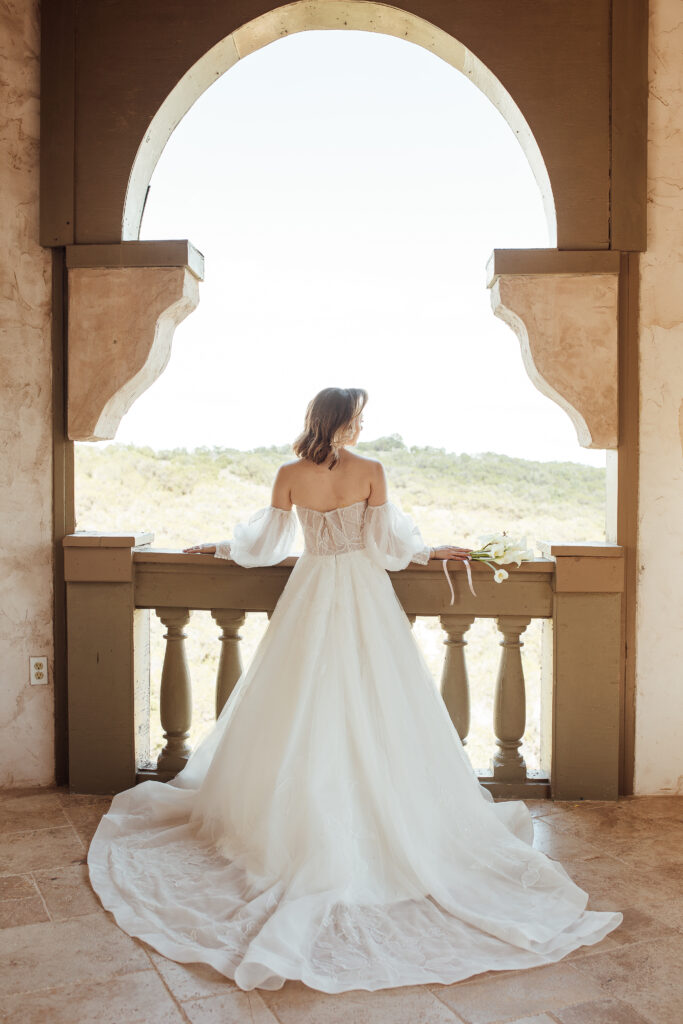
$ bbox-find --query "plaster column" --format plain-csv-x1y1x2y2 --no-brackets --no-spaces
0,0,54,786
634,0,683,794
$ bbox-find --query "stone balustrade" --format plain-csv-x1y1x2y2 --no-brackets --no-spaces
63,536,625,800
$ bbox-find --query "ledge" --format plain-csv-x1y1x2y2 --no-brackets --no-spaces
132,550,556,574
486,248,620,287
66,240,205,280
538,542,623,558
64,532,155,548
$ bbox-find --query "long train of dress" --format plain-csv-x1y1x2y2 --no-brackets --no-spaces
87,499,622,992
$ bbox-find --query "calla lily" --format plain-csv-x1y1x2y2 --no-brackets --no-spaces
494,568,509,583
468,534,534,577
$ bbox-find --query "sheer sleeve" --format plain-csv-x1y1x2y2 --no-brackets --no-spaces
363,501,431,571
214,506,297,568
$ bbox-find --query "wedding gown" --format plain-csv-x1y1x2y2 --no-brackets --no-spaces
87,499,622,993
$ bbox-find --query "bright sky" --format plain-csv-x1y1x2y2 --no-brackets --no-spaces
113,29,604,467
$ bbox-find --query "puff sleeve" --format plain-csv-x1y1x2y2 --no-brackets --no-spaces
363,501,431,571
215,507,297,568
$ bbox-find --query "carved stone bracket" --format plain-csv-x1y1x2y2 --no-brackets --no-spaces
487,249,620,449
66,241,204,441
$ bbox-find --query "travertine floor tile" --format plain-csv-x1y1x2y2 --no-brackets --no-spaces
626,796,683,821
0,968,184,1024
0,787,59,804
62,801,112,845
552,996,653,1023
571,934,683,1024
57,791,113,809
558,855,647,908
521,801,555,819
547,802,681,843
0,825,83,873
605,832,683,873
183,989,280,1024
0,912,149,997
498,1016,557,1024
638,892,683,932
0,874,36,899
33,863,101,919
261,981,465,1024
0,792,69,834
531,818,603,861
146,948,236,1001
0,895,49,929
431,963,604,1024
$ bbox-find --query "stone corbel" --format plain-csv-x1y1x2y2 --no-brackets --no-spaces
487,249,620,449
66,241,204,441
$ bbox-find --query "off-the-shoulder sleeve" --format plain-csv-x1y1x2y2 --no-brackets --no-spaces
363,501,431,571
214,506,297,568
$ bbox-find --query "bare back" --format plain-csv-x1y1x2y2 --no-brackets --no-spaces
271,450,387,513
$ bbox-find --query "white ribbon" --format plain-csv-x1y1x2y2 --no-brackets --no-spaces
441,557,476,605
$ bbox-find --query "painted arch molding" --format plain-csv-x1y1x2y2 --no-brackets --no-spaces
66,0,618,449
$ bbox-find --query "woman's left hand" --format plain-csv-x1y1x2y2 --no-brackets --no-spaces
431,545,472,562
183,543,217,555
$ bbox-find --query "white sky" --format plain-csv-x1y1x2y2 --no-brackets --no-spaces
111,30,604,467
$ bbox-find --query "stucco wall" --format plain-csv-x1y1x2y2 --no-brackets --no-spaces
634,0,683,794
0,0,54,786
0,0,678,794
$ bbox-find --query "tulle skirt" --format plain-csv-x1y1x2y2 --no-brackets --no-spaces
88,549,622,992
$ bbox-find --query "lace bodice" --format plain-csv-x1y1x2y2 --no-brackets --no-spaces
296,500,367,556
215,499,431,568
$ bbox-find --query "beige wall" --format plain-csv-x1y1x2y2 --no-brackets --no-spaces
635,0,683,794
0,0,54,786
0,0,679,794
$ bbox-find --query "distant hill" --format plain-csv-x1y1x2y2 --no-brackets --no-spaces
75,438,606,549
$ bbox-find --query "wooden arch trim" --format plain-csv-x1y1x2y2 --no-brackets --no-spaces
123,0,556,245
40,0,648,252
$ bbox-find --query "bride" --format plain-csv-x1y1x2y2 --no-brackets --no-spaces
87,386,622,993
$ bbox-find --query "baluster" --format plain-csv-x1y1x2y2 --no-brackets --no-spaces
491,616,531,781
212,609,246,717
440,615,475,743
155,608,192,773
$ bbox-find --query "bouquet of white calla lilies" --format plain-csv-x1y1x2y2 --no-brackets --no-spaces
439,532,535,604
470,533,535,576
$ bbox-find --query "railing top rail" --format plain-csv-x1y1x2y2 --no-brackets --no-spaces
132,550,557,574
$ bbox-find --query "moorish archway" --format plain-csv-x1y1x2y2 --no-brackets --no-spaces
42,0,646,790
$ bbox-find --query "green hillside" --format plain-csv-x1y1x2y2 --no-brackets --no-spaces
75,437,606,549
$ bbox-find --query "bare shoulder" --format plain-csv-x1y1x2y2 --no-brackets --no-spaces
360,454,387,486
346,452,386,497
271,459,301,509
274,459,301,480
345,450,384,473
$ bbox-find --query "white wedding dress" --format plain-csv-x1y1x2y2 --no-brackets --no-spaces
88,499,622,993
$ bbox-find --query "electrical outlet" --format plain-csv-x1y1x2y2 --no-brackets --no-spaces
29,656,48,686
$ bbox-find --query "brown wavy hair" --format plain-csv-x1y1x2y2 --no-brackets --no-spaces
293,388,368,469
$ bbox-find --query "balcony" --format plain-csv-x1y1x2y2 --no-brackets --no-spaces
62,534,625,800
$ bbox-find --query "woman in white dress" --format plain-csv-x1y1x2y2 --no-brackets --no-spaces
87,386,622,993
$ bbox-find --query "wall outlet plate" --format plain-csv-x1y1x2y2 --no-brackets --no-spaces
29,656,48,685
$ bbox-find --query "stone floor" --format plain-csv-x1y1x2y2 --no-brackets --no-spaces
0,790,681,1024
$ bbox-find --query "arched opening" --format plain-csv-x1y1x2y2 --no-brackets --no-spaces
123,0,557,245
75,23,608,780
